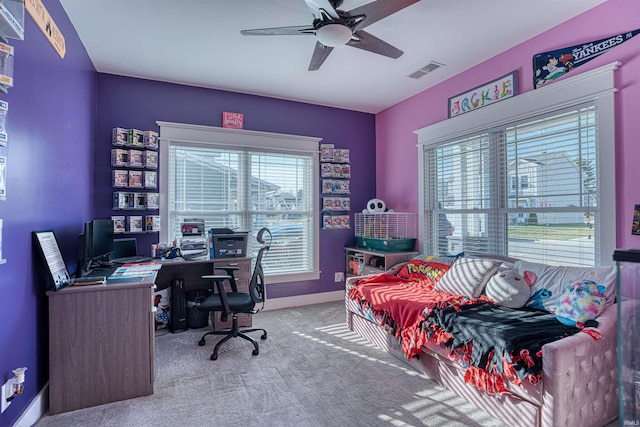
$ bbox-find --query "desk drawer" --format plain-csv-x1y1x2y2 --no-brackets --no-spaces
212,259,252,330
213,259,251,277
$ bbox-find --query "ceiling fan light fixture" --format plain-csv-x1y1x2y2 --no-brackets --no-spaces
316,23,352,47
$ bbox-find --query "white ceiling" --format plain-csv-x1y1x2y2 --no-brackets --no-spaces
59,0,606,114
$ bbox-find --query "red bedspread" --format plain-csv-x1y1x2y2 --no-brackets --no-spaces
348,273,471,359
349,273,591,395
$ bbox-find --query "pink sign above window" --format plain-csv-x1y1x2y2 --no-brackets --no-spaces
222,112,244,129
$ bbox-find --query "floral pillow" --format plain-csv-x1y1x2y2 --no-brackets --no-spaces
434,257,502,298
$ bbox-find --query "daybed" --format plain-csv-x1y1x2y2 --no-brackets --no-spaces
345,254,618,427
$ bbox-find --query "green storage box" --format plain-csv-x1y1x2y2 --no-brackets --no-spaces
356,236,416,252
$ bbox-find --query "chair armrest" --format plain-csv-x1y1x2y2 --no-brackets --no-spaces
540,303,618,427
202,274,232,320
215,266,240,292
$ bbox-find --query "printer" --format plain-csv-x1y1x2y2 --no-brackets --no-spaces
208,228,249,258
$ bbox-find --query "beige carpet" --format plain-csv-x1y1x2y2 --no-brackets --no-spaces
35,300,514,427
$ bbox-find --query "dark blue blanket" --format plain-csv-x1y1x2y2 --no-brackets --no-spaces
424,302,580,382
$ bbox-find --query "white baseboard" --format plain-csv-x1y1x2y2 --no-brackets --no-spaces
14,382,48,427
263,290,344,311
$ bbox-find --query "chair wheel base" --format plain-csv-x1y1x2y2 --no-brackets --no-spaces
261,332,267,340
210,353,218,361
198,338,206,346
252,349,259,356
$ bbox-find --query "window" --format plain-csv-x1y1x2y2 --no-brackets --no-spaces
510,176,518,191
157,122,321,282
416,62,618,266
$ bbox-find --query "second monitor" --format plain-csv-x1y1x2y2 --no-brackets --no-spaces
111,237,153,264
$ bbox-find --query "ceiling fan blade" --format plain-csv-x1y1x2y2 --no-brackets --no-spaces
241,25,316,36
308,41,334,71
347,30,403,59
304,0,340,21
347,0,420,30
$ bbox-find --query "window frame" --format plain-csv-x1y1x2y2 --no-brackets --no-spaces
157,121,322,283
415,62,619,266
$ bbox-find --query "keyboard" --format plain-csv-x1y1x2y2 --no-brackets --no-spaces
110,256,154,265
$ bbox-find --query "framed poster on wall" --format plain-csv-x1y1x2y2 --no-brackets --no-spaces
33,230,71,290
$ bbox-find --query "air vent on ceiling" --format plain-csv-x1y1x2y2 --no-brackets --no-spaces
408,61,444,79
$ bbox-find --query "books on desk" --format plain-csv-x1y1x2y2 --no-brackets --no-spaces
72,276,107,286
109,261,162,279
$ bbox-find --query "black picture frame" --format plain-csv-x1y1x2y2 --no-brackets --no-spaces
33,230,71,291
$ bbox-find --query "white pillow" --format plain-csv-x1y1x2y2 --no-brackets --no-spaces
514,260,616,313
434,258,502,298
485,270,533,308
465,252,519,271
465,252,520,264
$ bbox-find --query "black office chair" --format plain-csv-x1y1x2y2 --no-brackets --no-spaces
198,227,271,360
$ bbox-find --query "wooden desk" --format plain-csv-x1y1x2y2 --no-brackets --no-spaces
155,257,253,330
155,258,251,291
46,258,252,414
47,275,156,415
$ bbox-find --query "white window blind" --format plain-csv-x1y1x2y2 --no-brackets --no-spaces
158,122,321,281
424,104,599,266
417,62,618,267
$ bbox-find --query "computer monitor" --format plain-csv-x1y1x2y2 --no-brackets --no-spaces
90,219,114,263
79,219,114,270
77,222,92,276
112,238,137,259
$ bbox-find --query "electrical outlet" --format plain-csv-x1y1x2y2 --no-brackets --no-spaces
334,272,344,282
1,381,10,413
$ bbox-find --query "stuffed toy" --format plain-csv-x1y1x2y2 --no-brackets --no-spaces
554,279,606,327
527,289,553,311
363,198,393,213
485,269,535,308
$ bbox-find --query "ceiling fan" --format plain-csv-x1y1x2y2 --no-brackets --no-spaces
240,0,420,71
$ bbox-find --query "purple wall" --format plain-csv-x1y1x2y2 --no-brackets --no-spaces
0,1,97,425
96,74,376,299
376,0,640,253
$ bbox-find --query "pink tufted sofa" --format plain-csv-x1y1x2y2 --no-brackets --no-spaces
345,272,618,427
